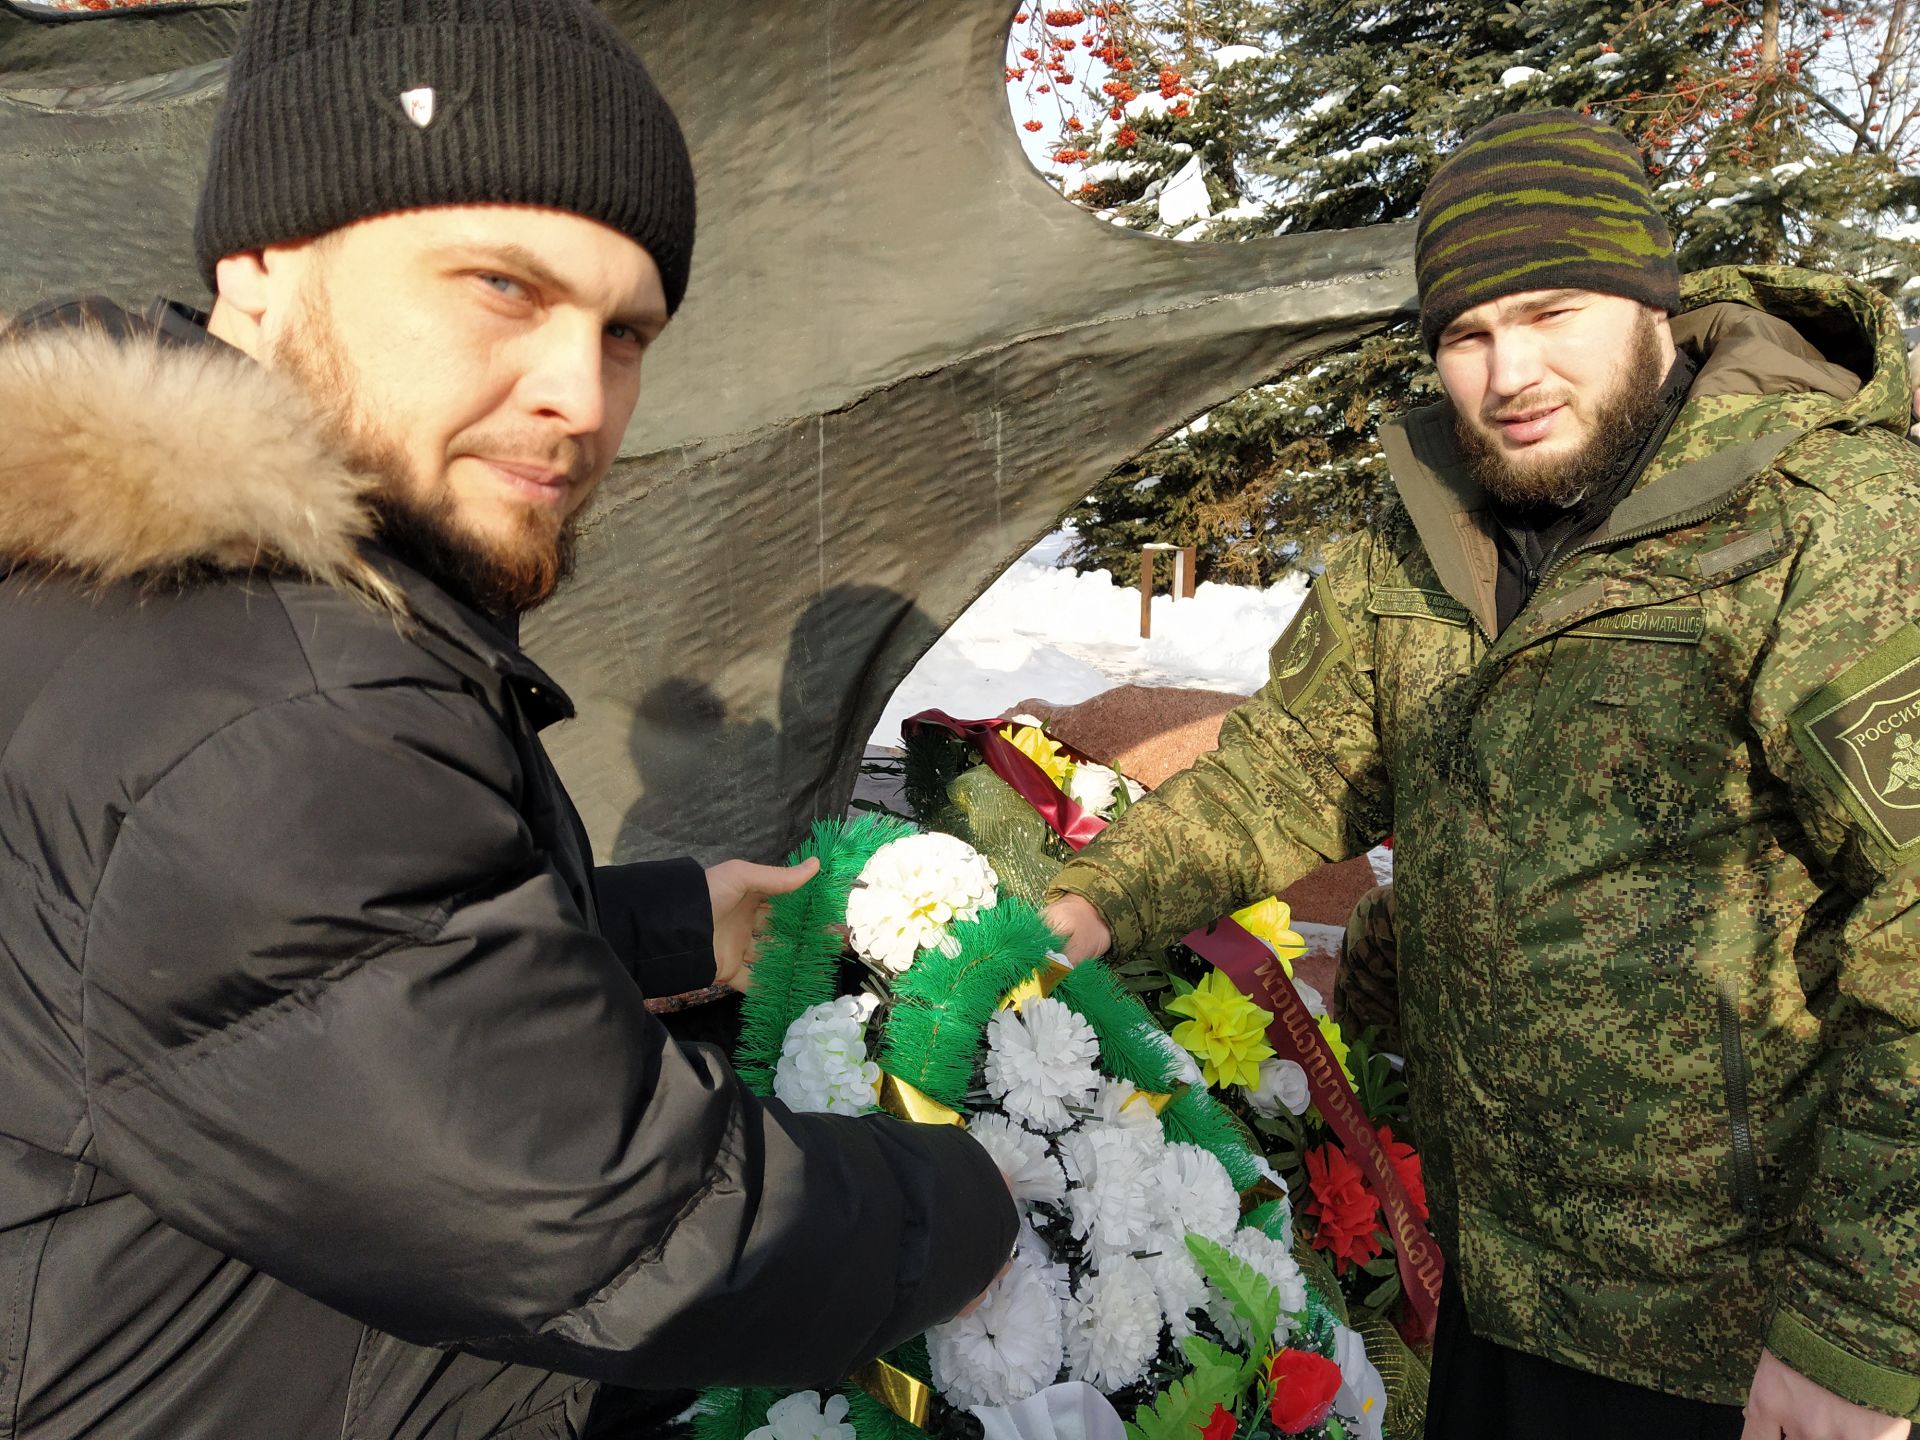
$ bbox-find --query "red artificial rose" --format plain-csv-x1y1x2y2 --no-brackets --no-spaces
1304,1141,1383,1275
1198,1403,1236,1440
1377,1123,1428,1223
1268,1348,1342,1434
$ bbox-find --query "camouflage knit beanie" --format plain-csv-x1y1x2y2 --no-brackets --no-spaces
1415,109,1679,355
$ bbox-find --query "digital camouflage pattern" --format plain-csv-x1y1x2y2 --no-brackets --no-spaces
1050,267,1920,1418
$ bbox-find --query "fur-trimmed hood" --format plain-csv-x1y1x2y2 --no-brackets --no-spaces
0,321,400,608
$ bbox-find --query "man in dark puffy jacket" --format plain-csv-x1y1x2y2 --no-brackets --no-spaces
0,2,1015,1437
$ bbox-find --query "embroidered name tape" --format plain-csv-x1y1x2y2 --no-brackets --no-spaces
1567,607,1706,644
1368,586,1470,626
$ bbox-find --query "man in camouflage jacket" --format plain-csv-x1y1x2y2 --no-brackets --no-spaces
1047,111,1920,1437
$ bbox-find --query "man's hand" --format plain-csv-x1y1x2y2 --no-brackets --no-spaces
1743,1349,1911,1440
705,857,821,992
1041,893,1112,964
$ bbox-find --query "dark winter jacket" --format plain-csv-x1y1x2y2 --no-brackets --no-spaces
0,304,1015,1439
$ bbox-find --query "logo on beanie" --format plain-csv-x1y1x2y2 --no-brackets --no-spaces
400,87,437,129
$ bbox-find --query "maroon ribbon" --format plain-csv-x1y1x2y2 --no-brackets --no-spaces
902,708,1442,1341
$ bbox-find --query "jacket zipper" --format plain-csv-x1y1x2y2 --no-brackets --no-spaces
1715,984,1765,1240
1535,486,1750,596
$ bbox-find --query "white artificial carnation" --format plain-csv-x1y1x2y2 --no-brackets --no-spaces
1064,1256,1162,1392
1139,1237,1211,1341
1062,1123,1162,1261
1204,1227,1310,1349
982,998,1102,1133
1241,1057,1312,1119
970,1114,1068,1206
929,1253,1067,1408
773,997,880,1116
844,833,999,974
1152,1143,1240,1245
1088,1077,1164,1136
744,1392,857,1440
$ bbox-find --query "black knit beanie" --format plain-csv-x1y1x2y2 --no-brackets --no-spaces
194,0,697,313
1415,109,1678,355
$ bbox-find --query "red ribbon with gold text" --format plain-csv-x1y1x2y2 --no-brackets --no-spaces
902,709,1442,1341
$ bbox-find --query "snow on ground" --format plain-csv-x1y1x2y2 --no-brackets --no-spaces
871,531,1310,750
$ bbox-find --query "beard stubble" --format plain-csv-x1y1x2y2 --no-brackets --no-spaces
269,283,580,618
1453,310,1669,510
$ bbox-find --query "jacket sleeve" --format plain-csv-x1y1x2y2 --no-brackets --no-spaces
1749,439,1920,1420
594,857,718,996
81,680,1016,1389
1046,535,1393,954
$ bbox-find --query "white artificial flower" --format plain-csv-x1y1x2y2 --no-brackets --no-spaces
983,998,1102,1133
1293,977,1327,1018
1241,1057,1312,1119
929,1254,1067,1408
1066,761,1123,817
772,998,880,1116
1332,1324,1389,1440
1006,712,1050,729
844,833,999,974
1122,777,1146,803
1140,1241,1210,1341
744,1391,857,1440
1064,1256,1162,1392
970,1114,1068,1206
1062,1123,1162,1261
1204,1227,1310,1350
1088,1077,1163,1136
1152,1143,1240,1245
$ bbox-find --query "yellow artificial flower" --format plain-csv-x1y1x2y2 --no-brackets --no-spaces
1165,968,1275,1091
1317,1012,1356,1088
1230,896,1308,974
998,721,1074,790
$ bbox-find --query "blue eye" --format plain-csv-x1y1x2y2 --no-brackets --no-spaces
477,273,528,301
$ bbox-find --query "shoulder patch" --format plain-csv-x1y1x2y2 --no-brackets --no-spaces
1791,621,1920,856
1271,578,1350,711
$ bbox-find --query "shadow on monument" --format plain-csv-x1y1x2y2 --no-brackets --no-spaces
622,583,943,862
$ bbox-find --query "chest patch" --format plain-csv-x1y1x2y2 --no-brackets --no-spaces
1792,620,1920,855
1566,606,1706,644
1368,586,1470,626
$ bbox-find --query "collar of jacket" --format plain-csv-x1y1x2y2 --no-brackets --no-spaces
1381,264,1894,637
0,295,577,729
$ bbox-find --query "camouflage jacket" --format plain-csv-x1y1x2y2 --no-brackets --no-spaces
1051,267,1920,1418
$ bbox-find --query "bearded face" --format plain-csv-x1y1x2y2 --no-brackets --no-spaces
1434,291,1676,511
272,282,581,617
252,206,668,617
